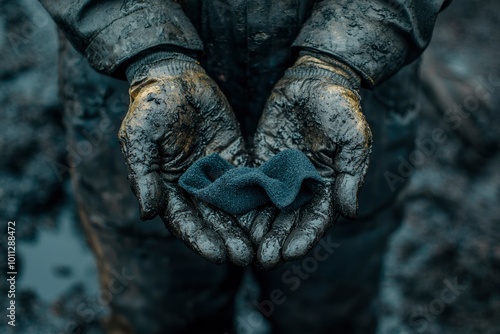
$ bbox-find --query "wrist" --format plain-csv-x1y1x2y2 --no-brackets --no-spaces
287,51,361,91
126,51,200,83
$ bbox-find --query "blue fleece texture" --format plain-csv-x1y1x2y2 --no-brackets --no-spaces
179,149,325,215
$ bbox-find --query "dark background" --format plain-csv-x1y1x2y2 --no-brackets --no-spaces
0,0,499,333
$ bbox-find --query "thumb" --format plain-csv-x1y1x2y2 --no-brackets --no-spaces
132,172,163,220
333,173,363,220
118,103,165,220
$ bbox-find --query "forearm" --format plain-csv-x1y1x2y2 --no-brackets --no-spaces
293,0,452,87
39,0,202,79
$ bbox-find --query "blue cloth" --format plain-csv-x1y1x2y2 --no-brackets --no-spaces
179,149,325,215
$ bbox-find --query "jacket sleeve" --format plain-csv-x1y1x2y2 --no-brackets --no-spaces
39,0,203,79
293,0,452,87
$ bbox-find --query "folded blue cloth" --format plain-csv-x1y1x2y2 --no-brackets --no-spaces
179,149,325,215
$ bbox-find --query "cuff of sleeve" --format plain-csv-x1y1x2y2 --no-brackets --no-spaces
296,50,361,90
84,5,203,80
125,51,199,83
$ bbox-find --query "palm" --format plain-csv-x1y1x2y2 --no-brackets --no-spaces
251,74,372,269
119,65,253,266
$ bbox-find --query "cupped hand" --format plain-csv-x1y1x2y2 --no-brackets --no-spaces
251,55,372,270
118,53,253,266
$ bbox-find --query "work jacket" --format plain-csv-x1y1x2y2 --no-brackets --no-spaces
40,0,451,217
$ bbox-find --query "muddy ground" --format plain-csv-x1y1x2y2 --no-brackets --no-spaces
0,0,498,333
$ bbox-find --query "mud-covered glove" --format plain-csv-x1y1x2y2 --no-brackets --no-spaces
118,52,253,266
251,53,373,270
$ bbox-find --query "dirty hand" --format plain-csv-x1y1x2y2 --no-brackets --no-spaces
119,52,253,266
251,53,372,270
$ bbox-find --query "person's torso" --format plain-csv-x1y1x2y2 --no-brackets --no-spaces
180,0,315,136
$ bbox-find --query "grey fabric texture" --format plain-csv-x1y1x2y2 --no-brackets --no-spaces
39,0,203,78
179,149,325,215
40,0,451,83
292,0,452,86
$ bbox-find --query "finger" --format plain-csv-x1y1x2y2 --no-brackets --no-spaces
235,210,257,234
197,202,254,266
256,210,300,270
131,171,163,221
119,123,163,220
282,185,338,261
333,152,370,220
118,87,166,220
331,92,372,219
249,206,278,246
161,184,226,264
334,173,364,220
